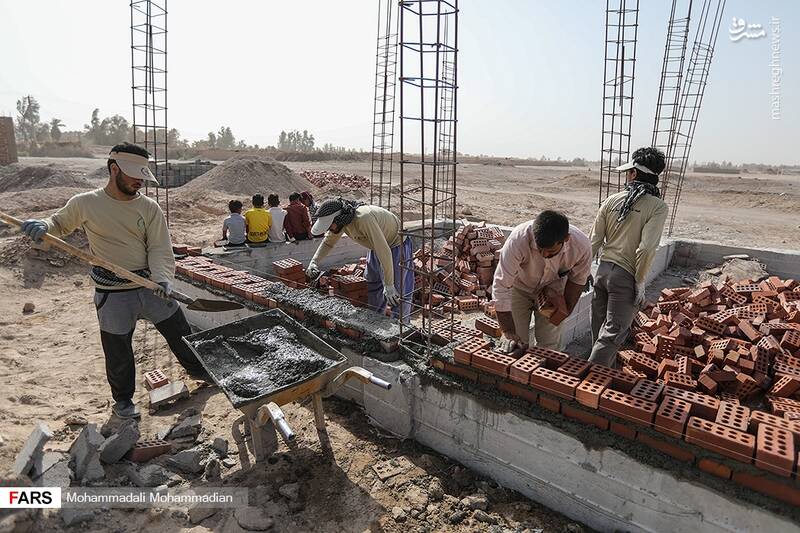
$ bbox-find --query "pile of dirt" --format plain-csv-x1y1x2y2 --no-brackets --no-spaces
554,173,598,188
0,164,92,193
0,187,90,218
177,154,315,199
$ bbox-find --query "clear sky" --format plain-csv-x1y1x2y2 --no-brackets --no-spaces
0,0,796,164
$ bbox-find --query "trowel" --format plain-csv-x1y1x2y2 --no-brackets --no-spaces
1,211,243,313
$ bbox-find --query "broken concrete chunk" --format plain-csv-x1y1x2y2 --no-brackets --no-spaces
62,507,94,527
99,420,140,464
459,493,489,511
69,424,105,483
234,507,274,531
31,451,68,480
22,302,35,314
168,413,202,439
278,482,300,501
188,506,217,524
127,464,171,487
12,422,52,476
34,460,72,488
149,381,190,409
166,447,206,474
211,437,228,456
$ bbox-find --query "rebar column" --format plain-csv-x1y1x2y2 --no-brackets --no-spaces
130,0,169,223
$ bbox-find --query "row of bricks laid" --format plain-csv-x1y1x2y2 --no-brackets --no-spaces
430,352,800,506
175,256,368,341
445,322,800,482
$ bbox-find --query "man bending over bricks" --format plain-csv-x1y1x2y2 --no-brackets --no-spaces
493,210,591,354
19,142,208,419
588,146,668,367
306,198,413,320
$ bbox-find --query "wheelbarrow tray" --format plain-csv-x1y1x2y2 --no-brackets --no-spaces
183,310,347,414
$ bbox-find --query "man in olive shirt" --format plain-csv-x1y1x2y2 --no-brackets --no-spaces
588,147,668,367
306,198,413,320
20,142,207,419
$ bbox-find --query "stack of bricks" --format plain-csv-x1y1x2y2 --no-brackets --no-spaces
0,117,18,166
272,258,306,289
429,278,800,502
415,222,506,317
329,274,368,307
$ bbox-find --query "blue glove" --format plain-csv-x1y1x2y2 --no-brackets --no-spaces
154,281,173,300
21,219,48,242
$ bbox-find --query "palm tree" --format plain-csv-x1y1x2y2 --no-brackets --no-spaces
50,118,64,142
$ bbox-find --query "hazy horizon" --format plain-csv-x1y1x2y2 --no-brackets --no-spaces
0,0,796,165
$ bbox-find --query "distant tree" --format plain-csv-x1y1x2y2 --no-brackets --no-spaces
278,131,288,150
217,126,235,149
15,95,41,144
207,132,217,148
83,109,130,144
49,118,64,141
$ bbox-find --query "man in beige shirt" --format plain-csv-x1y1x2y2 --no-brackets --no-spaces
20,142,207,419
493,211,592,352
306,198,413,320
588,146,668,367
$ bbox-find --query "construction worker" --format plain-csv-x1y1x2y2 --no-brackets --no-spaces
306,198,413,319
244,193,271,244
588,147,668,367
493,210,592,354
19,142,207,419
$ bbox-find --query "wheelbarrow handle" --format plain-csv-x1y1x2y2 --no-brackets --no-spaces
368,375,392,390
275,418,295,442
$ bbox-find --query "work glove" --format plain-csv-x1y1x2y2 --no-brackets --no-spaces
634,282,646,308
306,260,320,280
21,219,48,242
497,335,528,358
154,281,173,300
383,285,400,308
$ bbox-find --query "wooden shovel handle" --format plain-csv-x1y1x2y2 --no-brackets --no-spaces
0,211,161,292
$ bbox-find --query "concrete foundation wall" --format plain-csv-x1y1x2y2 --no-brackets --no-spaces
669,239,800,279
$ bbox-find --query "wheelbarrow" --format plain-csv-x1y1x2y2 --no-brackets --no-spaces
183,310,392,462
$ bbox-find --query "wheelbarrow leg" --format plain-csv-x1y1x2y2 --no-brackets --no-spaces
249,417,279,463
312,392,334,459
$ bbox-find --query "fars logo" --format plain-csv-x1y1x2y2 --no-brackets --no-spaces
0,488,61,508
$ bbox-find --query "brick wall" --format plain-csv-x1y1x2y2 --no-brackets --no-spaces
0,117,18,166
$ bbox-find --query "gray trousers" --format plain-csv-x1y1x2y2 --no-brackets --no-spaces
510,287,563,350
588,261,637,367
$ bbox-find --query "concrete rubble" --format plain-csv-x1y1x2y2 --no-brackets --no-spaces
11,422,52,476
166,446,207,474
99,419,140,464
69,424,105,483
127,463,172,487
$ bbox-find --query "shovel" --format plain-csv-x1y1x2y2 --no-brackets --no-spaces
0,212,243,313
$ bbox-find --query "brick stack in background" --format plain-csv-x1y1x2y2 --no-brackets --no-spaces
299,170,370,190
273,258,306,288
0,116,19,166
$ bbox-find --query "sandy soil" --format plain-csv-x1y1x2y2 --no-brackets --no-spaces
1,155,797,531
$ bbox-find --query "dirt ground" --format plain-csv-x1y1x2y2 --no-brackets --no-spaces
1,155,797,532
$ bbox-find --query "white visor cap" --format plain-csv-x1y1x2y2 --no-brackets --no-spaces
311,210,342,236
615,160,658,176
110,150,158,184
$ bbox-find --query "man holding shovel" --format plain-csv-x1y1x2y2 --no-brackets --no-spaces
19,142,207,419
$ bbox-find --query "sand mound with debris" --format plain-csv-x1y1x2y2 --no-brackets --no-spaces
0,164,93,193
177,154,315,199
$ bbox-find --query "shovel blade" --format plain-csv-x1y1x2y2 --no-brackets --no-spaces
186,298,244,312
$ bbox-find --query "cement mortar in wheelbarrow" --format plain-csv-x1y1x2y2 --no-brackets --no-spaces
183,310,392,462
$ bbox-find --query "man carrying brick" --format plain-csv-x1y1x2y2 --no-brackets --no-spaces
588,146,668,367
493,210,591,353
19,142,208,419
306,198,413,320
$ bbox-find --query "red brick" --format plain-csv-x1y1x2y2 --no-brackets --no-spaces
657,358,678,379
769,375,800,398
697,458,732,480
663,371,697,392
755,424,796,477
443,362,478,382
685,417,755,464
697,374,718,395
497,381,538,404
430,358,446,371
576,372,612,410
654,396,692,438
530,367,581,400
715,401,750,432
562,403,610,430
557,357,591,379
143,369,169,391
749,410,800,444
589,364,640,393
731,471,800,506
509,354,545,385
636,432,695,463
471,349,516,378
126,439,172,462
336,325,362,340
599,389,658,426
453,337,491,365
664,386,720,420
474,316,502,338
630,379,664,403
610,421,637,440
629,352,659,378
527,346,568,369
538,395,561,413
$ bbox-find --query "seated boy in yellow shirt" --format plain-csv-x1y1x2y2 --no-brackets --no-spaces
244,194,272,243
